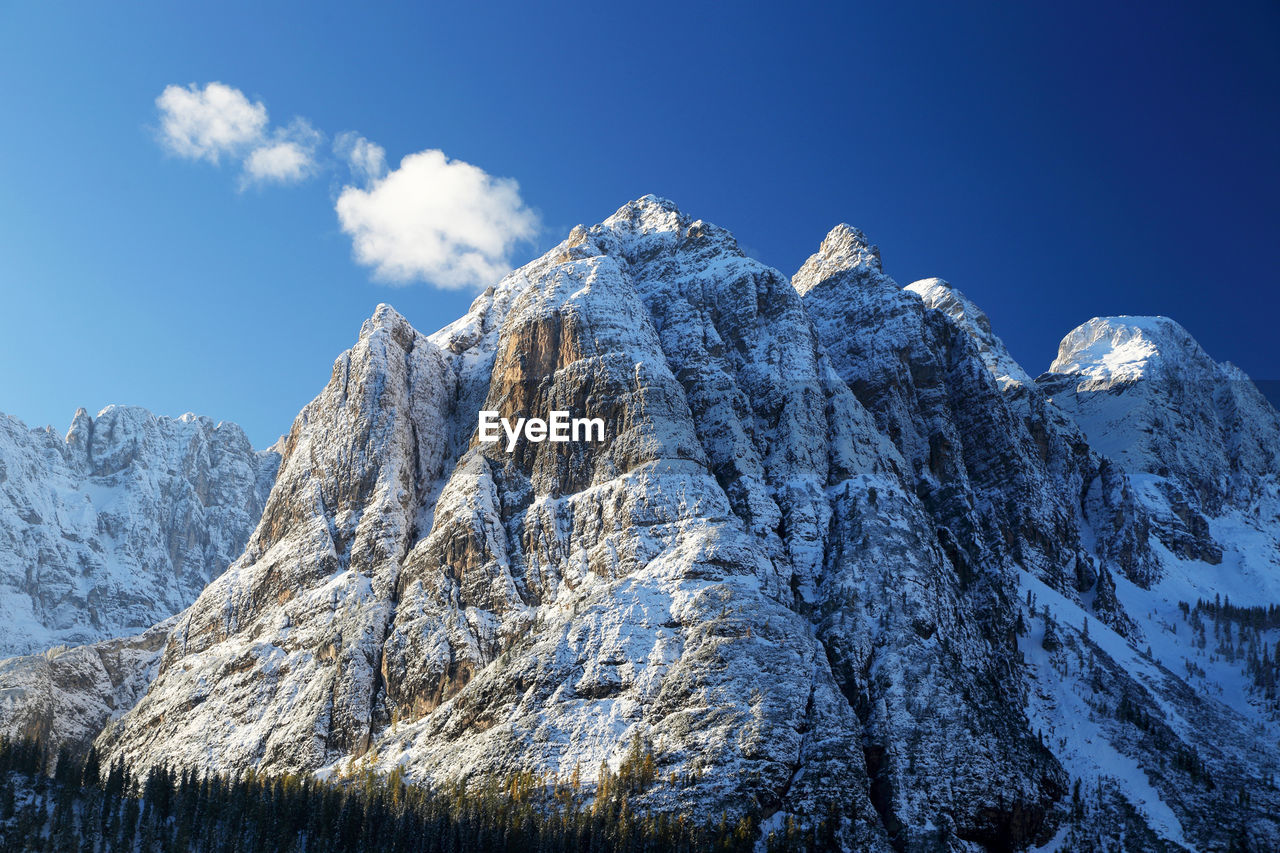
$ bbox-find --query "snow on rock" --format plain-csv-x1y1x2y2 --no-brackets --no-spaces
905,277,1035,398
0,407,280,658
795,231,1155,601
98,305,457,774
903,278,1159,592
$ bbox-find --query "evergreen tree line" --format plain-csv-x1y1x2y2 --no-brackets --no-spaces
0,734,837,853
1179,598,1280,708
1179,596,1280,633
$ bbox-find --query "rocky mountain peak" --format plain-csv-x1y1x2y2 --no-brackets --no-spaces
96,201,1079,849
603,192,683,222
359,302,419,345
792,223,882,295
904,276,981,329
1040,314,1280,566
65,406,94,461
906,277,1037,394
596,194,687,246
593,194,740,263
67,199,1280,850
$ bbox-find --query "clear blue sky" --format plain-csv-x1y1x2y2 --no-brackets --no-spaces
1,1,1276,447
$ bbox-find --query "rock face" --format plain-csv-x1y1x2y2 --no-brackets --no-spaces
0,619,173,751
793,230,1155,601
0,407,281,657
97,307,459,774
93,199,1280,851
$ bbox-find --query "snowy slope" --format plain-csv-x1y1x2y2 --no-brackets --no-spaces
1032,315,1280,845
912,301,1280,848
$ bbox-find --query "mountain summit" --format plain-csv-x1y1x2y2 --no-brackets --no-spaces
1042,315,1280,567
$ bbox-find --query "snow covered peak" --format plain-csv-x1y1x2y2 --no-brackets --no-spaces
593,194,739,262
903,277,965,318
430,196,757,367
820,222,879,263
359,302,418,345
1048,316,1205,387
603,193,683,225
598,194,688,244
1041,313,1280,535
792,223,882,295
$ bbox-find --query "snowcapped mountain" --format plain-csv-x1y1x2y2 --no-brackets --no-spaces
0,406,280,657
0,196,1264,850
790,234,1280,848
1040,315,1280,571
1032,316,1280,843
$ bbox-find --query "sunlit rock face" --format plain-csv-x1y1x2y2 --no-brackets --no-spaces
91,198,1280,851
0,405,280,657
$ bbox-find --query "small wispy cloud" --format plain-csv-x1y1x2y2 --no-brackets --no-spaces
243,141,312,184
153,82,540,291
241,120,322,187
334,132,387,185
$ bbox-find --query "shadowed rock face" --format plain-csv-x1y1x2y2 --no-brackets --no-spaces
89,198,1280,851
793,227,1156,596
0,406,280,657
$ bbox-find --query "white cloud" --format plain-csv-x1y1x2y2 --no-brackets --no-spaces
156,84,322,189
334,132,387,185
244,142,311,183
242,120,322,186
335,149,539,290
156,82,268,163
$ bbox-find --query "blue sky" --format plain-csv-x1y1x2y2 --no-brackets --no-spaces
1,0,1276,447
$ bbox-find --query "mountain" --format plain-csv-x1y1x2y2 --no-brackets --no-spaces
1009,315,1280,849
1040,316,1280,573
793,228,1156,610
53,197,1280,850
791,233,1280,849
0,406,280,657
